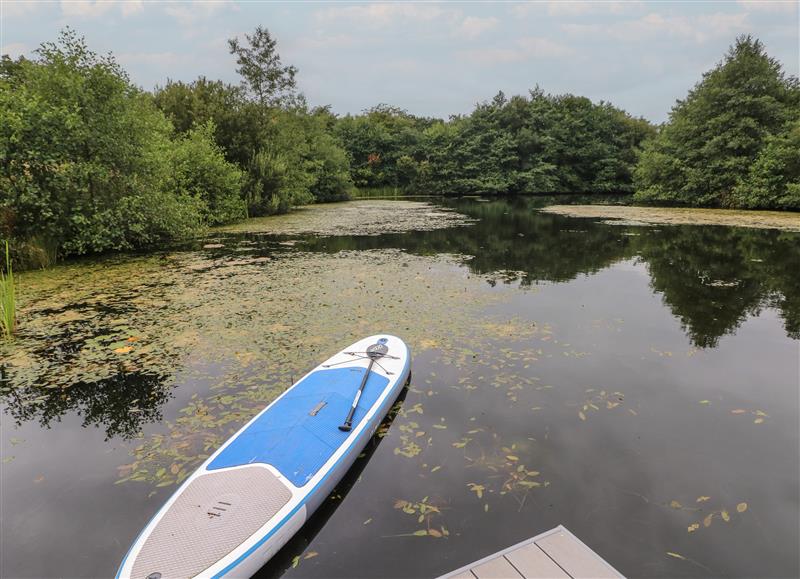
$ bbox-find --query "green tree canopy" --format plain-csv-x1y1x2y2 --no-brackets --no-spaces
634,35,800,208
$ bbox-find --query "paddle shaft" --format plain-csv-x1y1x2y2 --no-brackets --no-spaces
338,358,375,432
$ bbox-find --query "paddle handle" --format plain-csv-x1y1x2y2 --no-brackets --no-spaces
339,358,374,432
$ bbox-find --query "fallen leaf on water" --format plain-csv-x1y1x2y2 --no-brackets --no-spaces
34,475,45,483
468,483,485,499
428,529,443,538
670,500,682,509
304,552,318,560
696,496,711,503
506,455,519,462
291,556,300,568
721,510,730,522
736,502,748,513
731,409,746,414
578,411,586,421
363,518,372,525
430,466,441,473
114,346,134,354
754,418,764,424
412,530,428,536
699,400,710,405
688,523,700,533
667,552,686,561
703,513,714,528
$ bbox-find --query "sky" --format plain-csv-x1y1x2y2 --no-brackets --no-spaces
1,0,798,122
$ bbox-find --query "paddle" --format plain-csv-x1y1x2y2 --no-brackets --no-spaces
338,341,388,432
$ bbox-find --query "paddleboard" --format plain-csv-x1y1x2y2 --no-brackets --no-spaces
117,335,411,579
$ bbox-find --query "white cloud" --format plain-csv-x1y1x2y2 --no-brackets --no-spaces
563,11,750,43
2,0,47,17
120,0,143,17
460,36,573,65
1,42,29,58
164,0,232,29
314,3,447,27
457,16,499,38
60,0,114,18
737,0,798,13
58,0,144,18
512,1,644,17
116,51,183,67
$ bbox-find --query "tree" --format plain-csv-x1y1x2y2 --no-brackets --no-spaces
731,120,800,210
635,35,800,207
228,26,299,108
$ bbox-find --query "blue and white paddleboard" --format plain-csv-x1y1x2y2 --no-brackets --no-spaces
117,335,411,579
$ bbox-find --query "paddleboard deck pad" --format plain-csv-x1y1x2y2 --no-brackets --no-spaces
117,335,410,579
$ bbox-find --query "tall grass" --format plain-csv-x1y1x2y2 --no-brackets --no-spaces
1,241,16,338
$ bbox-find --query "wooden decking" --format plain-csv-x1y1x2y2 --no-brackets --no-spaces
438,526,624,579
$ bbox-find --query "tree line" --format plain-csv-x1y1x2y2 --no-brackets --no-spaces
1,29,798,263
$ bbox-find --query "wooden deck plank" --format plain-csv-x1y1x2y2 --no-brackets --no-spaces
437,526,623,579
504,542,571,579
535,529,621,579
471,556,524,579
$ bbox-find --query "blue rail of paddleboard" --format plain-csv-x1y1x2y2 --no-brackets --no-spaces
207,367,389,486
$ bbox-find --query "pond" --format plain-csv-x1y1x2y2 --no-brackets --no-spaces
1,197,798,578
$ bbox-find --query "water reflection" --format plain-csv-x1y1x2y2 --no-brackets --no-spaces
2,370,169,440
299,197,800,348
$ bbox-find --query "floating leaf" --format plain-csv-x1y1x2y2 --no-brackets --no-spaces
578,411,586,421
754,418,764,424
731,409,746,414
363,518,372,525
699,400,710,405
721,510,730,522
428,528,443,538
670,500,682,509
696,496,711,503
703,513,714,527
688,523,700,533
736,502,748,513
467,483,485,499
291,556,300,568
304,551,318,560
412,530,428,536
667,552,686,561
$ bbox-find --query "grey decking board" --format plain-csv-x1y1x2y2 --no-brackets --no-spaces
504,542,571,578
535,528,621,579
471,556,524,579
438,526,624,579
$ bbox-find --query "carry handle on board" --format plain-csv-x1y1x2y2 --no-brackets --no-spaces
338,341,388,432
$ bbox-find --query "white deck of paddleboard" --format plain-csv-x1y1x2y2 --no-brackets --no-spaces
439,526,624,579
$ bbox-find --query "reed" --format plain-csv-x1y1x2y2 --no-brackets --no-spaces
0,240,16,338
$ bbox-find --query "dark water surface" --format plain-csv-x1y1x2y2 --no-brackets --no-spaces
1,198,798,578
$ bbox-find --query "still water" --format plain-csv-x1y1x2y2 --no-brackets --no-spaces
1,197,798,578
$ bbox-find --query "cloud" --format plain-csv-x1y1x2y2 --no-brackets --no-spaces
314,3,447,27
512,1,644,17
563,11,750,43
2,0,46,17
1,42,29,58
164,0,232,29
58,0,143,19
116,51,183,67
460,36,573,65
737,0,798,12
60,0,115,18
457,16,499,38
